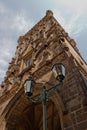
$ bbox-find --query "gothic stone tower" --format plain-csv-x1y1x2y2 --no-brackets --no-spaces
0,10,87,130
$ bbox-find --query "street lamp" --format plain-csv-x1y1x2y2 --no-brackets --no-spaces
24,62,65,130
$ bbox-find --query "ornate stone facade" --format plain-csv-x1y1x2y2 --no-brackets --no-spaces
0,10,87,130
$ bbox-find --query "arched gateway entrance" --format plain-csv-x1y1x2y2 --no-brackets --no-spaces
3,88,63,130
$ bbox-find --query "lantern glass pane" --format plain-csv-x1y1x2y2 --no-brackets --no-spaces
61,65,65,77
56,64,61,75
25,80,31,93
52,66,58,78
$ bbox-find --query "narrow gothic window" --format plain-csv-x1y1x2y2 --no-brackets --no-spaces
26,58,33,67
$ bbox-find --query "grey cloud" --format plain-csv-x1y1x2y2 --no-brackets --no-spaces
0,69,6,82
75,29,87,61
0,0,45,21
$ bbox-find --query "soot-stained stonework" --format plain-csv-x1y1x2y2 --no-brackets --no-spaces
0,10,87,130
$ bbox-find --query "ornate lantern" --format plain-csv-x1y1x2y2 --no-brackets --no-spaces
52,62,65,81
24,77,35,97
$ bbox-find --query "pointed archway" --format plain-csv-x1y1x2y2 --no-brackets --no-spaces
2,88,63,130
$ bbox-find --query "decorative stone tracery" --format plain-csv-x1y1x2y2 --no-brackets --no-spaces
0,10,87,130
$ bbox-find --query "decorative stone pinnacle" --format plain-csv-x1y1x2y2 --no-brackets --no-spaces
46,10,53,17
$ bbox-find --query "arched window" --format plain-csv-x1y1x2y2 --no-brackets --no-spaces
26,58,33,67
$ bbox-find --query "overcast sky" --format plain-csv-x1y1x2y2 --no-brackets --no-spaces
0,0,87,83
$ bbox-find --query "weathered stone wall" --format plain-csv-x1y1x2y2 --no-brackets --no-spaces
0,10,87,130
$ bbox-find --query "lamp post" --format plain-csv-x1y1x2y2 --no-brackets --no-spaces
24,62,65,130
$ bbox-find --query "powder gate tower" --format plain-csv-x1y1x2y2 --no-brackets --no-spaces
0,10,87,130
